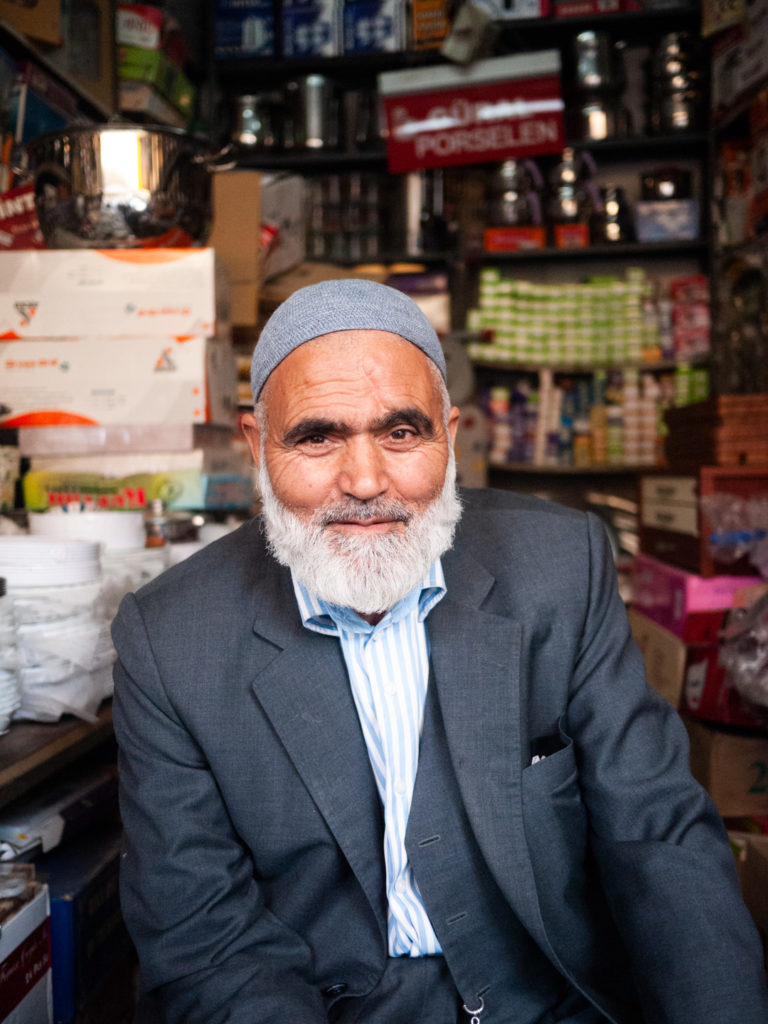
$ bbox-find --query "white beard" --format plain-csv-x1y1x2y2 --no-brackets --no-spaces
258,452,462,615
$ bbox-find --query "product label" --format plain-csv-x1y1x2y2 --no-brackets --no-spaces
553,223,589,249
410,0,450,49
484,226,546,251
0,919,50,1020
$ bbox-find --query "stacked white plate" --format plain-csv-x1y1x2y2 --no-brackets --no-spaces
0,538,109,724
0,536,101,588
27,510,145,551
0,578,20,732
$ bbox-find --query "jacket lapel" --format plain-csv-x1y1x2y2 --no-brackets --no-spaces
429,546,552,953
248,569,387,945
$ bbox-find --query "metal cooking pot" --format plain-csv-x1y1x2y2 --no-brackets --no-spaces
26,124,222,249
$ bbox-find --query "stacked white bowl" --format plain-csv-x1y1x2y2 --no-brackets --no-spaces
0,537,112,723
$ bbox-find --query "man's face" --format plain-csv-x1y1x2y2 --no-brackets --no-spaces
242,330,460,538
241,330,462,616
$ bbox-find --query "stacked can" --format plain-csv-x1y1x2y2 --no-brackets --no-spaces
467,267,662,367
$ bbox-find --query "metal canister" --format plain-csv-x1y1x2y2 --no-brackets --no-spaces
298,74,338,150
574,31,615,92
232,94,275,149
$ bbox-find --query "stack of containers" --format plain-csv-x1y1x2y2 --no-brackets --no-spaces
467,267,661,366
0,248,249,516
482,366,670,469
0,576,21,731
0,537,112,724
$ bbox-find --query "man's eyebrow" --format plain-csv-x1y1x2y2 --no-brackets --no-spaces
281,408,436,445
372,408,436,437
282,418,347,445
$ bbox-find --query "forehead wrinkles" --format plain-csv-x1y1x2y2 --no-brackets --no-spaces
261,331,441,426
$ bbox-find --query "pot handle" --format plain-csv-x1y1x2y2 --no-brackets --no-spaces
193,143,238,173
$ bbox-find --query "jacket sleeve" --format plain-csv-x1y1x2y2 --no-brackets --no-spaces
112,592,329,1024
570,512,768,1024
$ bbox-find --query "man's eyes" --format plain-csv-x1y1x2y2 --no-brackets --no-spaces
290,425,423,448
388,427,418,441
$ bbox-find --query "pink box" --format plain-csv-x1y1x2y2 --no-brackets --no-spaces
632,553,755,640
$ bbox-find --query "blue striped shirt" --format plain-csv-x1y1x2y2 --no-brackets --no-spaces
292,562,446,957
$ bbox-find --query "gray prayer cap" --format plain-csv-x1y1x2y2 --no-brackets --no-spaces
250,278,447,401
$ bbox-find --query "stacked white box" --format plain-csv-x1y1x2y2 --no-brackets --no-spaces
0,885,52,1024
0,248,250,513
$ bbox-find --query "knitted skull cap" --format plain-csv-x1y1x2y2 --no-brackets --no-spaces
250,278,447,401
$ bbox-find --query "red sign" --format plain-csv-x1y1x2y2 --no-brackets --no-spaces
379,52,564,173
0,184,45,251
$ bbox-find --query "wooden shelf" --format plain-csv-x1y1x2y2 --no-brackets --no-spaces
215,4,699,85
488,461,660,475
0,18,112,120
218,129,709,174
0,703,114,812
473,240,708,263
471,357,707,374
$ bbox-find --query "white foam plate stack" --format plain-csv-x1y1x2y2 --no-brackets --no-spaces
0,538,112,724
27,510,146,551
0,580,20,734
0,537,101,588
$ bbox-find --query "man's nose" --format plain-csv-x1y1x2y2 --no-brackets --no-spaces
337,436,388,500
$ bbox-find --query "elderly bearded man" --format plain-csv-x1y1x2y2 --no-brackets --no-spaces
112,279,768,1024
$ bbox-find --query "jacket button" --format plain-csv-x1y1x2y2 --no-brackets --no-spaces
323,983,348,998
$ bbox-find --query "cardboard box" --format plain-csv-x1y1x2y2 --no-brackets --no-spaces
230,281,262,327
0,884,52,1023
475,0,550,18
10,61,79,145
628,607,691,706
118,44,195,117
408,0,451,50
632,553,754,640
282,0,342,57
0,335,237,429
0,248,225,339
23,467,254,511
343,0,407,53
116,3,164,49
628,606,761,728
686,717,768,817
17,422,235,456
208,172,306,322
634,199,700,242
44,0,117,114
0,0,61,46
35,828,133,1023
29,447,249,477
682,643,766,730
740,834,768,934
214,0,276,57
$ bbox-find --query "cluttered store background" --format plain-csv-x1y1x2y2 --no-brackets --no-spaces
1,0,768,1019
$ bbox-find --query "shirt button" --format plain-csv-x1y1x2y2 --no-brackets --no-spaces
396,878,407,893
395,780,407,796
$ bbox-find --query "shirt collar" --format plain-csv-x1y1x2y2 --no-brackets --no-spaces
293,560,446,638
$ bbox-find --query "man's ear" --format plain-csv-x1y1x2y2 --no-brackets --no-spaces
240,412,262,469
447,406,461,447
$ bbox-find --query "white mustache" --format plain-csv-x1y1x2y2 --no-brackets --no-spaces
319,501,411,526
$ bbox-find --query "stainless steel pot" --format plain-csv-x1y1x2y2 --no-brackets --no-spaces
26,124,219,248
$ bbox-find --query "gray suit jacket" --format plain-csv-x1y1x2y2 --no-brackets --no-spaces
112,488,768,1024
